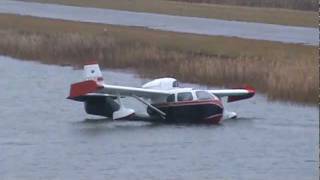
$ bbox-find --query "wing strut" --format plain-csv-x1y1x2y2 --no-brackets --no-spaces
132,95,166,119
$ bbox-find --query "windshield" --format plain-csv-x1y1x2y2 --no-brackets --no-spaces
196,91,213,100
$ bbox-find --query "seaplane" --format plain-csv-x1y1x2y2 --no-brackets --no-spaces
67,62,255,124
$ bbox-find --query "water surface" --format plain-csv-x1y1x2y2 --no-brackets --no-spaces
0,56,318,180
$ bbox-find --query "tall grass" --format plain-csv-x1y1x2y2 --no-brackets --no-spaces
0,14,317,104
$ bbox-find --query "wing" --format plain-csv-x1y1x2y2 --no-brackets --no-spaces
67,80,172,102
208,85,255,102
99,84,171,99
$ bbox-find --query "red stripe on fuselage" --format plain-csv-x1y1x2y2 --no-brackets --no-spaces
154,99,223,109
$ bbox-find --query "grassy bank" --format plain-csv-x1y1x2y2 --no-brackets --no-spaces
0,14,317,104
20,0,317,27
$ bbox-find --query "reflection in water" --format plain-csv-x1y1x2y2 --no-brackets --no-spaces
73,117,157,136
82,117,113,123
0,56,318,180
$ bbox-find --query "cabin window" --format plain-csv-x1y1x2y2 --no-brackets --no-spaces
166,94,175,102
196,91,213,100
173,80,179,87
177,92,193,101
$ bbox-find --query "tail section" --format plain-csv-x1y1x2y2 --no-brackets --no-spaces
68,61,125,118
84,61,104,84
67,61,105,100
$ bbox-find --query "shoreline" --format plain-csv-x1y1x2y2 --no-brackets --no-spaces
0,14,317,105
1,54,317,108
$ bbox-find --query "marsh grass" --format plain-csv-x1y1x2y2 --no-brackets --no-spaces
0,14,317,104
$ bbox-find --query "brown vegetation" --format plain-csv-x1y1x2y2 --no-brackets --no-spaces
22,0,317,27
171,0,317,11
0,14,317,104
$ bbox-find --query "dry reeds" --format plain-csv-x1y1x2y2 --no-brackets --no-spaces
0,15,317,104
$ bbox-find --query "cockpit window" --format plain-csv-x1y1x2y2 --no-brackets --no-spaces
172,80,179,87
177,92,193,101
196,91,213,100
166,94,175,102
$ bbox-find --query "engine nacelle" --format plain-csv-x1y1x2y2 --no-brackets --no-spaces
142,78,179,90
84,96,120,117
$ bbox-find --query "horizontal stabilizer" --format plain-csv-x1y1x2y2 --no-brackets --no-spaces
67,80,103,100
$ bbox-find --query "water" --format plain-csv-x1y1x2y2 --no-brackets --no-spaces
0,0,317,46
0,56,318,180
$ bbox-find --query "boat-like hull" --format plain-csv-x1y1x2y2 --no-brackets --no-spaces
78,95,223,123
149,99,224,124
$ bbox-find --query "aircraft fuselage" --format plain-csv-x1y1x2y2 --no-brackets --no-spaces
149,99,224,123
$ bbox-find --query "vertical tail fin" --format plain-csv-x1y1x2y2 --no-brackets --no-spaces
84,61,104,84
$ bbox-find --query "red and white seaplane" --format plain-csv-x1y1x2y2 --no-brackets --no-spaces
67,62,255,124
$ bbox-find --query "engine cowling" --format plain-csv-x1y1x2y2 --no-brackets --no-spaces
142,78,179,90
